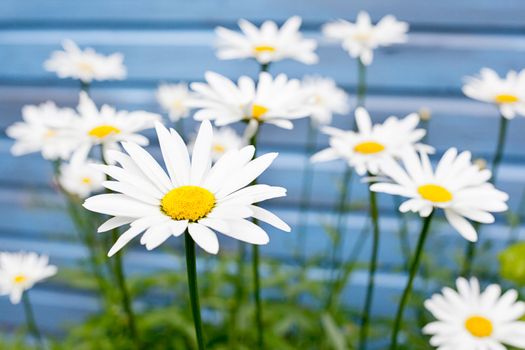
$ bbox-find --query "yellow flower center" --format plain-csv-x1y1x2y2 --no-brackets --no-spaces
494,94,519,104
353,32,372,42
13,275,27,284
418,184,453,203
171,100,184,111
77,61,95,74
465,316,493,338
353,141,385,154
44,130,57,138
212,144,226,153
161,186,215,222
254,45,276,53
88,125,121,139
251,104,269,120
81,177,92,184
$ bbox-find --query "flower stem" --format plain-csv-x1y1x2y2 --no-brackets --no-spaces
80,81,90,95
100,145,139,345
462,114,508,276
252,244,264,348
295,122,318,262
185,232,206,350
325,219,369,311
22,292,44,349
248,127,265,349
53,160,111,304
358,185,380,350
260,63,270,73
327,168,353,272
390,211,434,350
229,242,246,347
357,59,367,108
112,239,139,345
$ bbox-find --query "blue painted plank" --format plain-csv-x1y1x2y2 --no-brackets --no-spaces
1,88,525,159
0,30,524,93
0,0,524,30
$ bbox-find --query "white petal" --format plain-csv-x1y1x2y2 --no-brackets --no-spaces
155,122,190,186
249,205,291,232
190,120,213,185
188,223,219,254
98,216,134,233
121,142,172,192
220,219,270,245
444,209,477,242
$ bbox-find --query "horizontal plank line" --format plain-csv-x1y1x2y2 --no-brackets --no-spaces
0,20,524,35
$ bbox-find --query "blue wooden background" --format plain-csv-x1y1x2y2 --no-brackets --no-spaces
1,0,525,335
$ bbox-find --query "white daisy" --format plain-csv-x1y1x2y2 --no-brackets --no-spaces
301,75,350,126
0,252,57,304
58,152,105,198
311,107,431,175
83,120,290,256
6,101,80,161
424,277,525,349
215,16,318,65
190,126,245,162
370,148,509,241
463,68,525,119
190,71,310,133
322,11,408,66
72,92,161,161
44,39,127,83
156,83,194,122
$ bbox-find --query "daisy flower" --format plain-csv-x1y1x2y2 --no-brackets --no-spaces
156,83,194,122
83,120,290,256
190,126,245,162
215,16,318,65
311,107,431,175
301,75,350,126
58,152,105,198
424,277,525,349
370,148,509,241
44,39,126,83
0,252,57,304
190,71,310,133
322,12,408,66
463,68,525,119
72,92,160,161
6,101,80,160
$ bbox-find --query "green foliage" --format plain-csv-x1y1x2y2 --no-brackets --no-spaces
499,242,525,286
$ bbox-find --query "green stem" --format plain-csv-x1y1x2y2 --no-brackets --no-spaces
390,211,434,350
176,118,185,141
229,242,246,347
325,219,370,311
185,232,206,350
252,245,264,348
295,123,318,262
394,196,412,271
462,115,508,276
248,127,264,348
22,292,44,349
100,145,139,345
328,168,353,274
53,160,110,302
112,237,139,345
260,63,270,73
80,81,90,95
358,186,380,350
357,59,367,108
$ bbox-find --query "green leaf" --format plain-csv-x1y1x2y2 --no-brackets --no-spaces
321,313,348,350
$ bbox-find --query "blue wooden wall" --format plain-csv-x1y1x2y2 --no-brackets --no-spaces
1,0,525,334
